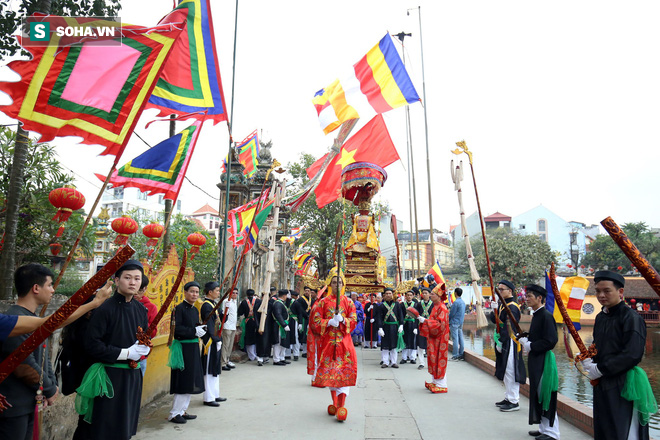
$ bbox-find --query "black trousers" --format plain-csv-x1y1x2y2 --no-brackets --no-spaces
0,412,35,440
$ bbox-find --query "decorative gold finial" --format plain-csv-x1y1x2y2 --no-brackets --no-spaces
452,140,473,164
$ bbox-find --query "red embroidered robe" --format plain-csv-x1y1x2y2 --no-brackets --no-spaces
311,293,357,387
419,301,449,380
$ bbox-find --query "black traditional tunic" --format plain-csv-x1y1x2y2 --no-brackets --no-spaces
201,299,221,377
490,297,526,383
82,292,148,440
255,298,272,358
401,300,418,349
270,299,291,348
414,300,434,349
527,306,558,426
170,301,204,395
291,296,310,344
377,300,404,350
593,301,648,440
364,301,378,343
237,296,259,346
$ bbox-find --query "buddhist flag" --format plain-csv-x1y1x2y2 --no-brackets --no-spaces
0,16,184,159
427,261,446,287
148,0,229,124
236,130,260,177
306,115,399,208
280,226,305,244
313,33,420,135
548,274,588,330
97,120,203,201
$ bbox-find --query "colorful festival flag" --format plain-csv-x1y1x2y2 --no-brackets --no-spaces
147,0,228,124
312,33,420,135
280,226,305,244
555,276,589,330
235,130,260,177
226,194,273,247
245,202,274,251
306,115,399,208
0,16,184,159
427,261,446,287
96,120,203,201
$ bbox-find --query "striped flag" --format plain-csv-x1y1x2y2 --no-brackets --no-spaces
226,194,273,247
312,33,420,135
427,261,446,287
97,119,203,201
548,274,588,330
236,130,259,177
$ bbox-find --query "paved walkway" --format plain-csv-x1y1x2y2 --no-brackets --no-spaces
134,347,592,440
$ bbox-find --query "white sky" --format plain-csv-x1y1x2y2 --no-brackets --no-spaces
1,0,659,234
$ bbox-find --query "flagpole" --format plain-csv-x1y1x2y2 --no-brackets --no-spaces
218,0,240,281
40,164,116,317
162,116,175,259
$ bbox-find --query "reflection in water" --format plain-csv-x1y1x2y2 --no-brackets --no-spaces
463,323,660,436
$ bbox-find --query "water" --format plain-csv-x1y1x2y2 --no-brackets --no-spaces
462,323,660,436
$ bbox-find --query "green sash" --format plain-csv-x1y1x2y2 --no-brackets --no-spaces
622,366,658,426
239,318,246,349
167,338,199,370
75,362,137,423
279,319,289,339
539,351,558,411
383,302,397,322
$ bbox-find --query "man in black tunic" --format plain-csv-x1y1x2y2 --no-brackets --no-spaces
200,281,224,407
490,280,526,412
400,290,418,364
271,289,291,365
77,260,150,440
363,293,379,349
580,270,651,440
293,286,313,358
238,288,260,363
518,284,559,440
415,288,434,370
288,290,302,360
377,288,404,368
256,288,276,365
168,281,205,424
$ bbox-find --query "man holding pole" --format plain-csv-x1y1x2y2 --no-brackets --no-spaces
311,268,357,421
415,288,433,370
490,280,526,412
377,287,404,368
271,290,291,366
417,285,449,393
518,284,560,440
200,281,224,407
580,271,653,440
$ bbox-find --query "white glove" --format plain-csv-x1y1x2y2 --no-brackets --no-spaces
195,325,207,337
398,325,404,333
284,325,290,332
126,342,151,361
495,342,502,353
328,318,339,328
298,324,304,333
334,314,344,323
519,337,531,353
413,329,418,335
216,341,222,351
417,316,426,324
370,319,375,323
581,358,603,380
378,328,385,337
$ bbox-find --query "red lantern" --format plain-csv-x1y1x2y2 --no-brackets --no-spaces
49,242,62,256
580,265,585,269
48,186,85,237
567,264,572,268
143,223,164,256
111,216,139,245
617,266,623,271
187,232,207,260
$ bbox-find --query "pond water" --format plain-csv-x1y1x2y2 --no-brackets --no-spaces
462,323,660,436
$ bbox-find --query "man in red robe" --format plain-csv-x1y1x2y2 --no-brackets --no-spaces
307,287,325,383
418,285,450,394
311,268,357,422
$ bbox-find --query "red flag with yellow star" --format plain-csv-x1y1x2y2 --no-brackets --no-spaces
307,114,399,208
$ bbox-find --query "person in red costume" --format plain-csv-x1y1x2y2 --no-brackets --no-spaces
311,267,357,422
307,287,326,384
418,285,450,394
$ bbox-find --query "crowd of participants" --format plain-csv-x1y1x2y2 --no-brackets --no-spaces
0,262,653,440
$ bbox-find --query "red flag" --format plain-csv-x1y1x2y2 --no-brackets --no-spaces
307,115,399,208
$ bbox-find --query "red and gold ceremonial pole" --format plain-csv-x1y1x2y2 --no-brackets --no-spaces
601,216,660,296
391,214,403,284
0,245,135,410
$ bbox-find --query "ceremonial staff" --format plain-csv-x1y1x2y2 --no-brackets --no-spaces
131,250,189,368
391,214,403,284
601,216,660,296
0,245,135,410
452,141,521,333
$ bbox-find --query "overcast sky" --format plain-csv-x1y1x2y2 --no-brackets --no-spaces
2,0,659,235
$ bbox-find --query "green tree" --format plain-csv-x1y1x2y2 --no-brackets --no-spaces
457,227,557,288
287,153,357,277
580,222,660,273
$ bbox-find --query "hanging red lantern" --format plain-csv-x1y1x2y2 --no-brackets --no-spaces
567,264,572,268
48,186,85,237
580,265,585,269
143,223,164,256
187,232,207,260
617,266,623,271
111,215,139,245
49,242,62,256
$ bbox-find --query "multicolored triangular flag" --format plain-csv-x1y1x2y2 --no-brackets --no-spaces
236,130,259,177
0,16,184,160
148,0,229,124
226,194,273,247
96,119,203,201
